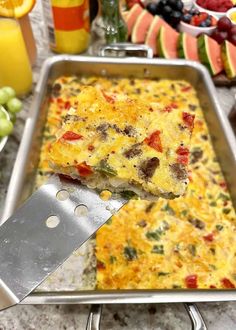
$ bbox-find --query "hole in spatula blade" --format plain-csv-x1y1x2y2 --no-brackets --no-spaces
56,189,69,201
46,215,60,228
74,205,88,218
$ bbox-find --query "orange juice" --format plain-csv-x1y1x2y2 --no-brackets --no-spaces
0,18,32,96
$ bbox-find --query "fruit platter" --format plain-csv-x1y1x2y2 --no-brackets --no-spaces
124,0,236,85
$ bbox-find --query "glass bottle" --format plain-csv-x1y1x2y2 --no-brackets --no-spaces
90,0,128,54
0,0,32,96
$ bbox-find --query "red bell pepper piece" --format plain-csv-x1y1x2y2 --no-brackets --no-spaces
64,101,71,109
162,103,178,113
101,90,115,104
144,130,163,152
181,86,192,92
176,146,189,165
203,233,214,242
185,274,198,289
88,144,95,151
221,278,235,289
76,162,93,177
62,131,83,141
182,112,195,130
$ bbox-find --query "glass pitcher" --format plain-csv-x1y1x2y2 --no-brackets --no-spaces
0,0,32,96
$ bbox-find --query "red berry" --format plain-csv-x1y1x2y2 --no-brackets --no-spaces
217,16,232,31
126,0,143,9
211,29,228,44
198,0,233,12
211,17,217,26
229,25,236,37
199,12,208,21
229,34,236,46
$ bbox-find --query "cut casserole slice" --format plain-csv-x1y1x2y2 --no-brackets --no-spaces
48,86,194,199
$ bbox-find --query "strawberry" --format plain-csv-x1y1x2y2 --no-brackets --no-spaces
126,0,143,9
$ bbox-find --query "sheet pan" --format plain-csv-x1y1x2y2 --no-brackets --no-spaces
2,55,236,305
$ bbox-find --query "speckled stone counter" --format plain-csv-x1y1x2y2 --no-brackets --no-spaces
1,2,236,329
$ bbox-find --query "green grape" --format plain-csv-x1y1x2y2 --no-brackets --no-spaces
0,89,9,105
0,106,7,119
2,86,16,99
0,118,13,137
8,112,16,123
7,97,23,114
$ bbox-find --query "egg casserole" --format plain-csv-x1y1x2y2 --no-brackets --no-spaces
36,76,236,290
48,86,194,199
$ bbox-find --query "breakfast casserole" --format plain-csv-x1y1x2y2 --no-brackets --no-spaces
48,86,194,199
36,75,236,290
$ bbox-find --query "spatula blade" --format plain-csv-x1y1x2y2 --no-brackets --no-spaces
0,176,126,311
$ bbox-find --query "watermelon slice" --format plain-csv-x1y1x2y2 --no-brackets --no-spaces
145,16,169,56
178,33,199,62
131,10,154,44
157,26,179,59
125,3,143,37
221,41,236,79
198,35,223,76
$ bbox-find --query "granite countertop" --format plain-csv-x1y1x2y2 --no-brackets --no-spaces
1,2,236,329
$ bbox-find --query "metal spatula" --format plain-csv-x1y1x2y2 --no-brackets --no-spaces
0,175,126,311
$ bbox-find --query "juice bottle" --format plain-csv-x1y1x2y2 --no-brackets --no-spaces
0,18,32,96
42,0,90,54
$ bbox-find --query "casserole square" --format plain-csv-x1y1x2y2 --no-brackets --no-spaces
49,86,194,199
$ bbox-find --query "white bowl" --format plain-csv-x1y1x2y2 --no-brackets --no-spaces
227,7,236,25
194,1,228,19
179,18,217,37
0,107,10,153
182,0,194,10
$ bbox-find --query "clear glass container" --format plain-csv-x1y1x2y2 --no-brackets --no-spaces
90,0,128,55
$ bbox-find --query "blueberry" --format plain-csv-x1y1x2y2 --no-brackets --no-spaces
156,0,168,13
199,21,208,27
170,11,182,26
205,18,211,27
167,0,176,7
163,5,172,16
182,13,192,23
175,0,184,11
146,2,159,15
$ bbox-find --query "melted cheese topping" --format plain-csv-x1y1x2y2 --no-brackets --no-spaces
48,86,193,198
36,76,236,290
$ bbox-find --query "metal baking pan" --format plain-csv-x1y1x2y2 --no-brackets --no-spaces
2,55,236,307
